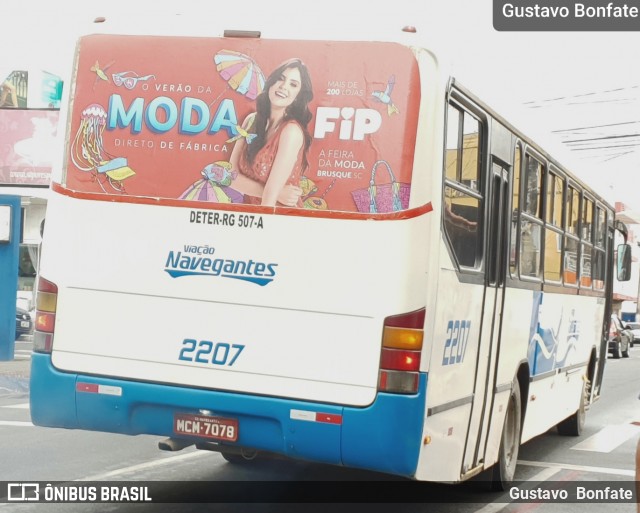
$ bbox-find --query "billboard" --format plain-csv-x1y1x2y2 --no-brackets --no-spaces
0,108,59,186
31,70,64,109
64,34,421,213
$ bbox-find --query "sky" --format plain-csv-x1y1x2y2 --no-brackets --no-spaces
3,0,640,209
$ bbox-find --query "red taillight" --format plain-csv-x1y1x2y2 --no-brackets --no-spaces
380,347,421,371
38,277,58,294
35,312,56,332
378,308,425,394
384,309,425,329
34,277,58,353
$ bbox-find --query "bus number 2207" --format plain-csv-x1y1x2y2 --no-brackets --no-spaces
442,320,471,366
178,339,245,366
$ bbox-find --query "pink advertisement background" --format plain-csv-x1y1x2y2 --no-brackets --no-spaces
0,108,59,186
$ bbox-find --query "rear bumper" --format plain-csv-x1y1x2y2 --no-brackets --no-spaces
30,353,427,478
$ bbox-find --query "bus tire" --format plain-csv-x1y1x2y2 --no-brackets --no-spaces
491,380,521,491
557,378,588,436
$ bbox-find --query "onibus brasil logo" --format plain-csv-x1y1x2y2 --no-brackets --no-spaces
165,245,278,286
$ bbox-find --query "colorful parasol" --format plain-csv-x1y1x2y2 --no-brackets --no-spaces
214,50,265,101
179,161,243,204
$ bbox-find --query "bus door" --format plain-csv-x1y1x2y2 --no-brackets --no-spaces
461,127,512,475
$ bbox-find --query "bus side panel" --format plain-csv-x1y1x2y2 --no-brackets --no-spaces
416,403,473,482
415,258,486,482
518,291,603,443
481,288,604,467
479,286,535,471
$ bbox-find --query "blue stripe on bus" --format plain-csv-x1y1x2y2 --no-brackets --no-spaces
30,354,427,477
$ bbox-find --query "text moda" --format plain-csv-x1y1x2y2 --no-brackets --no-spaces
502,3,639,18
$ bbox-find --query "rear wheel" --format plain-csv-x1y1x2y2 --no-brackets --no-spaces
557,378,588,436
491,380,522,491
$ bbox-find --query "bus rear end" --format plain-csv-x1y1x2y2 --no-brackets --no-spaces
30,33,439,478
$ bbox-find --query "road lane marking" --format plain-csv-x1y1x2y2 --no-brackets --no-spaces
0,403,29,409
473,467,562,513
570,423,640,452
76,449,209,481
518,459,635,477
0,420,34,427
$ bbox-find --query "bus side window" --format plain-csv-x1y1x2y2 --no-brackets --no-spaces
520,220,540,276
519,154,543,279
563,185,580,285
543,170,563,283
592,206,606,290
443,104,482,269
579,197,594,288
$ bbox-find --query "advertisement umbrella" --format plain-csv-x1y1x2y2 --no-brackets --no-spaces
179,161,243,204
213,50,265,101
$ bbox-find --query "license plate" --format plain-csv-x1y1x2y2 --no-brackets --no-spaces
20,321,30,328
174,413,238,442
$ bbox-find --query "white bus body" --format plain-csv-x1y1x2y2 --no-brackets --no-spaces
30,29,627,485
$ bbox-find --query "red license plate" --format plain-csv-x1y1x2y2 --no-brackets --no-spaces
174,413,238,442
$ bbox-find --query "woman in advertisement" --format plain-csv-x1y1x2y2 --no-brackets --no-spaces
229,58,314,207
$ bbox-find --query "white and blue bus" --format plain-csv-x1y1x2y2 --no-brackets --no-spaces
30,26,631,488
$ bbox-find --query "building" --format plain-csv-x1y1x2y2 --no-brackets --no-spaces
0,69,63,311
614,202,640,321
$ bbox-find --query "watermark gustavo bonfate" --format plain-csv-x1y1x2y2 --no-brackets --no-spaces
509,484,634,502
493,0,640,30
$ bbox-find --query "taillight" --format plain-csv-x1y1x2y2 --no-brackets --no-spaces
378,308,425,394
33,277,58,353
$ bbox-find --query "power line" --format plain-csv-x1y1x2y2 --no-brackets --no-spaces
523,85,640,106
567,144,640,151
561,133,640,144
602,151,635,162
552,121,640,133
567,99,636,106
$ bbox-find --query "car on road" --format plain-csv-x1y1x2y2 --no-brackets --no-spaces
608,314,632,359
623,321,640,347
15,305,32,340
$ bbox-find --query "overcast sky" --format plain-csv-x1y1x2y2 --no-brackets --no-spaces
3,0,640,208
